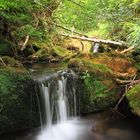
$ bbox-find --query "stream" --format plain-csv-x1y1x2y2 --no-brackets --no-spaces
1,64,140,140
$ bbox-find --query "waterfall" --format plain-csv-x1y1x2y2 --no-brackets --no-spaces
36,70,93,140
41,84,51,127
36,70,77,128
93,43,99,53
57,77,69,122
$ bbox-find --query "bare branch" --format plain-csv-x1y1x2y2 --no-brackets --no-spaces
0,57,6,67
21,35,29,51
120,46,134,54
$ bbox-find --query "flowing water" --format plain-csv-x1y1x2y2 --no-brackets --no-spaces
35,69,140,140
1,64,140,140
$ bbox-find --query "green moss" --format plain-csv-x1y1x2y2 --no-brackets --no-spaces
134,63,140,71
78,70,118,113
0,68,39,133
126,84,140,116
34,48,50,57
68,58,113,77
52,46,71,57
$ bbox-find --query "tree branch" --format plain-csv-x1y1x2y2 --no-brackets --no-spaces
67,0,84,8
115,78,140,84
53,23,88,37
120,46,134,54
0,57,6,67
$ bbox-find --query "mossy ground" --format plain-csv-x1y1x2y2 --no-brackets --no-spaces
126,84,140,116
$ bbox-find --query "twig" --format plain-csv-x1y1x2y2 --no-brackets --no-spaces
110,108,127,118
0,57,6,67
21,35,29,51
104,84,116,93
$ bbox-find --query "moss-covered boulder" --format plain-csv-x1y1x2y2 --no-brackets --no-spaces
61,39,92,52
0,68,39,134
126,84,140,117
69,52,137,78
68,52,137,113
75,72,119,113
131,48,140,73
27,44,75,63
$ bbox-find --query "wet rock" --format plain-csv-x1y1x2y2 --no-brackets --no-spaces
0,68,39,134
68,52,137,113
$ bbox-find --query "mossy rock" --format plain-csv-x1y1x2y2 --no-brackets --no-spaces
68,58,113,78
75,73,119,114
68,52,137,113
68,58,120,113
28,48,53,62
68,52,137,79
61,39,92,52
126,84,140,117
61,39,83,51
0,68,39,133
28,45,74,62
52,45,71,57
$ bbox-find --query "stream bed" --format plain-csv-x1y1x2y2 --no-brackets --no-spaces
1,63,140,140
1,112,140,140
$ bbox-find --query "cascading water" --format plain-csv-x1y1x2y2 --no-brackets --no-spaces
93,43,100,53
57,77,68,122
36,70,93,140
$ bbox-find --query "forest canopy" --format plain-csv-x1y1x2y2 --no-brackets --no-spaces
0,0,140,51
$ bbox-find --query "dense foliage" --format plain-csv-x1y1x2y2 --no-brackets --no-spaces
56,0,140,47
0,0,60,47
0,0,140,55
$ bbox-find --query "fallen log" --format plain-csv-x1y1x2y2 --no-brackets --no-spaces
61,34,125,47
